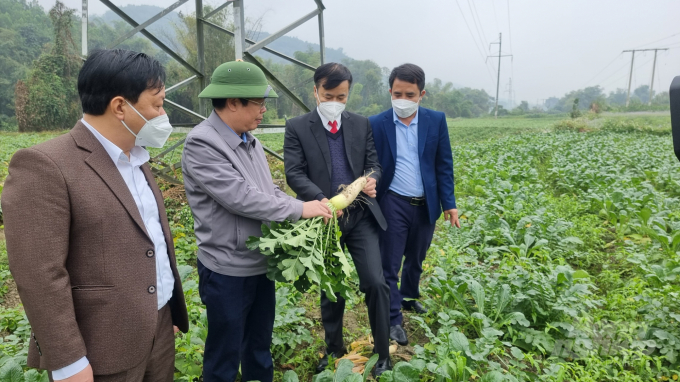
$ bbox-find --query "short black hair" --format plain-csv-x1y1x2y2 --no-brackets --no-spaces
212,98,250,110
78,49,166,115
389,63,425,91
314,63,352,90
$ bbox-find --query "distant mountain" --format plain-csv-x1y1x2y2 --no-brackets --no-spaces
97,5,350,65
252,31,350,65
98,4,181,49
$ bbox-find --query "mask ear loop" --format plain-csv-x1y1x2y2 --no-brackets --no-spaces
121,100,149,138
125,100,150,123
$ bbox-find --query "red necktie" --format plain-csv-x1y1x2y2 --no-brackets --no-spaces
329,120,338,134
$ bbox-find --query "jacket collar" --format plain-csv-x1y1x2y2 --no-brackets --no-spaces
208,110,255,151
71,121,152,241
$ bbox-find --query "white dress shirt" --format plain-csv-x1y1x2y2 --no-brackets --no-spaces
317,107,343,132
52,119,176,380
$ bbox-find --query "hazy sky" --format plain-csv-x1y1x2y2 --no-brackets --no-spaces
38,0,680,105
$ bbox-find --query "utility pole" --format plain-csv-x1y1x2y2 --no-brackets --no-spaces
649,49,662,105
625,50,635,107
622,48,668,107
487,33,513,118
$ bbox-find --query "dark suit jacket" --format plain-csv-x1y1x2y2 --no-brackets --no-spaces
0,122,189,374
284,110,387,230
369,107,456,224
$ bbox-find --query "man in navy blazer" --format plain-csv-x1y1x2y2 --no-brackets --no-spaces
368,63,460,345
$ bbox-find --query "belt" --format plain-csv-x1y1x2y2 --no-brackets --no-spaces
388,190,426,206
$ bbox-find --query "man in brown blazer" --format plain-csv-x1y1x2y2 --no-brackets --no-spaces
1,49,188,381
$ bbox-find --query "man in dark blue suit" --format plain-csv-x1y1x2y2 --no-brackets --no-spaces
368,63,460,345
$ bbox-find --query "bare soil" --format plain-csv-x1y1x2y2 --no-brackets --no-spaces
162,184,187,203
1,278,21,309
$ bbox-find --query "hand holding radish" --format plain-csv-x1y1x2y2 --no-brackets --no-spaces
248,174,374,301
321,198,343,220
362,177,377,198
302,200,333,219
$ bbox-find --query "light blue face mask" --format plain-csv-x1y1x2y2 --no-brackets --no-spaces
121,100,173,148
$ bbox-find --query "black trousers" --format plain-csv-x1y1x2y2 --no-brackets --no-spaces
197,260,276,382
320,208,391,359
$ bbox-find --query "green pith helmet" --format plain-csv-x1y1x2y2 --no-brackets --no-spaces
198,61,278,99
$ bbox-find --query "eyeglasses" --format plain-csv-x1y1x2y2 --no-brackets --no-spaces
247,99,268,110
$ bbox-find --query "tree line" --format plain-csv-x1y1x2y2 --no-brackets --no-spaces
543,85,669,114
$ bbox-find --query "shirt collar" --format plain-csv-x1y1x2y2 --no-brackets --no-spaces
208,111,255,151
393,108,419,127
81,118,150,166
316,107,342,130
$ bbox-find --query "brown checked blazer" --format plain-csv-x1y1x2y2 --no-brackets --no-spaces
0,121,189,375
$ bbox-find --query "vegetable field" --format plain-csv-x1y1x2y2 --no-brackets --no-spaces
0,114,678,381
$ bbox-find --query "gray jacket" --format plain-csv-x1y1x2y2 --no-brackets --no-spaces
182,111,303,277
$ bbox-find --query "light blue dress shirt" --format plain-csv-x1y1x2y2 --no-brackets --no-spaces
389,109,424,197
224,120,248,143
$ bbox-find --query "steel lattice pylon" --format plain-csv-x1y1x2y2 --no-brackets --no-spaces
81,0,326,183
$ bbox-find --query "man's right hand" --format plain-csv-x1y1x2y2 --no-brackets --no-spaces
320,198,343,218
55,364,94,382
302,200,333,219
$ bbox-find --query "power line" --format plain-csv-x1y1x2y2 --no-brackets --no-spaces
600,72,630,91
621,48,668,106
600,55,655,89
596,60,632,88
491,0,500,33
471,0,490,46
454,0,486,58
600,55,656,89
506,0,513,53
634,32,680,49
583,53,623,87
466,0,490,51
454,0,496,84
466,0,498,82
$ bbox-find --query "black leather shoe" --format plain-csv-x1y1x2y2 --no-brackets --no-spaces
402,300,428,314
390,325,408,346
316,348,347,373
372,357,393,378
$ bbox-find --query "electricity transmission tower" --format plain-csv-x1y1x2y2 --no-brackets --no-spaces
622,48,668,106
79,0,327,183
505,77,513,109
487,33,513,118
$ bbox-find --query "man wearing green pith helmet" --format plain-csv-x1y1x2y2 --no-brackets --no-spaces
182,61,332,382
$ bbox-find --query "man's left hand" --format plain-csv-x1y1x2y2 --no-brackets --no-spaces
174,326,180,334
362,177,377,198
444,209,461,228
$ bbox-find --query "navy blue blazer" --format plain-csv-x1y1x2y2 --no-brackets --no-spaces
368,107,456,224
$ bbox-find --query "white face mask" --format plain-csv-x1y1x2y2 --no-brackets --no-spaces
121,100,173,148
316,91,345,122
392,97,421,118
